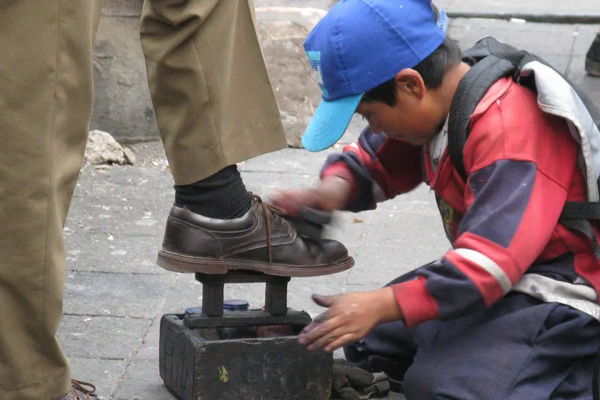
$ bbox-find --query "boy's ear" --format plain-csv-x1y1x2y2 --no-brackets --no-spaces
394,69,426,100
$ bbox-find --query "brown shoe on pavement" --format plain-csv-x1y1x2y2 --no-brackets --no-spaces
57,379,96,400
157,195,354,277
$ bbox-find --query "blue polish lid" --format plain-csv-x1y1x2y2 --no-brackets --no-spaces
223,299,249,311
184,307,203,315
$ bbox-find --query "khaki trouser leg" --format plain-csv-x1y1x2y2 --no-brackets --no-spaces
0,1,102,399
140,0,287,185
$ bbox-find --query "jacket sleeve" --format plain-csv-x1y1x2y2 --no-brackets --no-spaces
390,97,579,327
321,126,423,212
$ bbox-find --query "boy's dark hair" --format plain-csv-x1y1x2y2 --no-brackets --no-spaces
362,37,462,106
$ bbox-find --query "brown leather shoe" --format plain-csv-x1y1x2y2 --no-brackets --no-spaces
157,195,354,277
57,379,96,400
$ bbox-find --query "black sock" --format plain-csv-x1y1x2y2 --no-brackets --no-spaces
174,165,252,219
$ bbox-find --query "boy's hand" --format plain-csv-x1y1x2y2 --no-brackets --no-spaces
271,176,352,216
298,288,402,353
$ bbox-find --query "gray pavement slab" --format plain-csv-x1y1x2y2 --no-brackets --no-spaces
112,358,174,400
67,189,168,237
568,56,600,105
573,24,600,56
63,271,174,319
132,315,162,361
446,20,600,107
68,358,127,400
446,0,600,22
58,316,150,360
65,231,167,275
255,0,600,22
345,188,449,289
448,19,578,73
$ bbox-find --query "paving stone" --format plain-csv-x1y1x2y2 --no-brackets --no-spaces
449,19,577,74
568,56,600,109
448,19,577,51
112,359,176,400
573,24,600,56
239,147,335,176
447,0,600,19
287,273,353,317
59,315,150,360
433,0,452,9
255,0,333,8
133,315,162,361
324,210,372,259
65,231,167,275
68,357,127,400
64,271,174,318
342,186,447,289
537,55,572,75
67,195,169,236
161,274,209,315
242,170,320,197
80,164,171,187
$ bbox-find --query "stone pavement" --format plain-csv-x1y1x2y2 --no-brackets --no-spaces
61,8,600,400
256,0,600,23
256,0,600,20
438,0,600,22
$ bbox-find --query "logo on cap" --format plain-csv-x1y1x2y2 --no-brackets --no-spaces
306,51,329,97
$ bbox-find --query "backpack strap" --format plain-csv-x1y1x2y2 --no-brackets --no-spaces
561,202,600,220
561,202,600,260
448,38,522,181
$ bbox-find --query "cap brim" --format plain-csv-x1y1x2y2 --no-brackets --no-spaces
302,93,363,152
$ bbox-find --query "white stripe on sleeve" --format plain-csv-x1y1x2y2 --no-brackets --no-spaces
454,248,513,294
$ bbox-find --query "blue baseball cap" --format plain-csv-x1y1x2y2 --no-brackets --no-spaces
302,0,448,152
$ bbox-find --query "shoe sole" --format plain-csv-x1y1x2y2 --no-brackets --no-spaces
586,57,600,77
157,250,355,277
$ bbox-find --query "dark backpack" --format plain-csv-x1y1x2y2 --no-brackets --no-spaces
448,36,600,259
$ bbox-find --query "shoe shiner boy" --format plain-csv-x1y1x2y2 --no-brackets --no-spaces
273,0,600,398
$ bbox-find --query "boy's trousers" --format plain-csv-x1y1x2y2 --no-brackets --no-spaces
0,1,285,399
345,269,600,399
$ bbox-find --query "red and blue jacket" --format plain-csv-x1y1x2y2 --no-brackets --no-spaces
322,77,600,327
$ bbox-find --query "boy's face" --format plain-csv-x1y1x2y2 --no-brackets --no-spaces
355,69,446,146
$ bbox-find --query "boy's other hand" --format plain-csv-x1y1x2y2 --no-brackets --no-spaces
297,288,402,353
271,176,352,216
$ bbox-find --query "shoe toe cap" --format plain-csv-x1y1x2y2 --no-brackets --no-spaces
312,238,349,264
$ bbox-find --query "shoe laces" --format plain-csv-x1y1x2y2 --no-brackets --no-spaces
69,379,96,399
250,193,288,264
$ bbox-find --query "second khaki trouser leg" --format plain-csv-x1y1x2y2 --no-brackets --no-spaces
0,1,102,399
140,0,287,185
